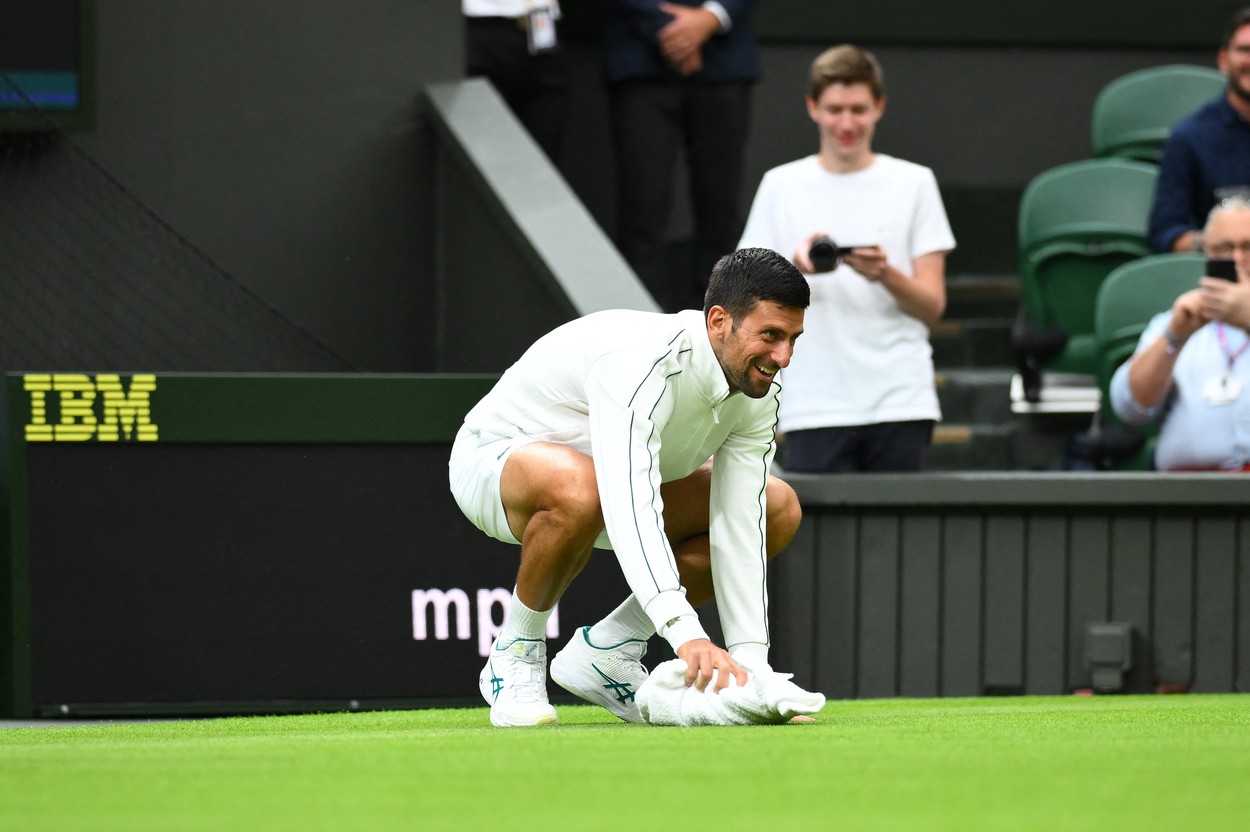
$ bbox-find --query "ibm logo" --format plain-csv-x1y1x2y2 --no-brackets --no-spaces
24,374,158,442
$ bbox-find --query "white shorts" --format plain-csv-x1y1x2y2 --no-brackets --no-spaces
449,424,532,545
448,424,614,550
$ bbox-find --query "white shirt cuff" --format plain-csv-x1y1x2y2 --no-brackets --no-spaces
702,1,731,32
644,589,707,652
661,616,710,653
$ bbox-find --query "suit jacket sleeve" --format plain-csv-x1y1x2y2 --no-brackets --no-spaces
612,0,756,36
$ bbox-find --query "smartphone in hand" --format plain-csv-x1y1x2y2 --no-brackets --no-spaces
1206,258,1238,282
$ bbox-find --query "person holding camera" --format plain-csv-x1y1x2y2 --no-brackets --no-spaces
737,44,955,472
1111,196,1250,470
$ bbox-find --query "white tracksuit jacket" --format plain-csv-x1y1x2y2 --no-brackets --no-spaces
461,308,780,662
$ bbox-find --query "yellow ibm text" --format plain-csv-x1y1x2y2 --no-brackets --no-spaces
24,374,158,442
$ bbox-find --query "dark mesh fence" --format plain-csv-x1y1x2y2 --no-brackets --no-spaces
0,75,354,372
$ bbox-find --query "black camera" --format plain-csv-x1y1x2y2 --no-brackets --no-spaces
808,236,857,273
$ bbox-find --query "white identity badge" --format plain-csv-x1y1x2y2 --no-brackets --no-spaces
527,8,557,53
1204,374,1243,406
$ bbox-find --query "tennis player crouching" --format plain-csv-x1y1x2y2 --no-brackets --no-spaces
449,247,812,726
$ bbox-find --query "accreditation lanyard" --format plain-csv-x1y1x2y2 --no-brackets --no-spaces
1205,324,1250,406
526,0,557,53
1217,323,1250,374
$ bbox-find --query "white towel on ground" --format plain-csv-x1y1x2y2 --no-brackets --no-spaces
636,657,826,726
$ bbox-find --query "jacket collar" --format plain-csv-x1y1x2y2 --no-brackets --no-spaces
676,308,733,405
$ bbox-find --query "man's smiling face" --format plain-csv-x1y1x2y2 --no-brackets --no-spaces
708,300,806,398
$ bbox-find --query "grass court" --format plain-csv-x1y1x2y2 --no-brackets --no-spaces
2,694,1248,830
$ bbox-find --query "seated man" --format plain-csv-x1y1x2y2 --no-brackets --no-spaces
1111,196,1250,470
449,247,816,726
1147,6,1250,253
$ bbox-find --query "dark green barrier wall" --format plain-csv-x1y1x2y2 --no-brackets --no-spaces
0,372,632,717
5,375,1248,716
774,473,1250,698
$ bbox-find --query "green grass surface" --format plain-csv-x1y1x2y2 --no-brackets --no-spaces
3,695,1249,831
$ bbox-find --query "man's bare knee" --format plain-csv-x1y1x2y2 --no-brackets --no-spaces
542,458,603,528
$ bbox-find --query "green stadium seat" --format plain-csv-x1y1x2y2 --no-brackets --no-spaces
1091,64,1227,163
1012,158,1157,400
1088,252,1205,469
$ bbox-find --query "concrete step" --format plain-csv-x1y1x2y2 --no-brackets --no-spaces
945,274,1020,320
1009,410,1098,471
930,318,1015,369
925,410,1097,471
923,272,1097,470
929,273,1020,371
926,423,1015,471
935,368,1014,424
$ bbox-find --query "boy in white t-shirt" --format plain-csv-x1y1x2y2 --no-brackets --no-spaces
738,44,956,471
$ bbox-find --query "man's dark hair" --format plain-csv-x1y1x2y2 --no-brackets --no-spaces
703,248,810,320
1222,6,1250,48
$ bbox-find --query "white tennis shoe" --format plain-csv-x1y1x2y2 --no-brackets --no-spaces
550,626,649,723
479,637,558,727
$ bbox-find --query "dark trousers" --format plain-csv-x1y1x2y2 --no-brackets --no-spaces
609,80,752,312
465,17,569,164
781,421,936,473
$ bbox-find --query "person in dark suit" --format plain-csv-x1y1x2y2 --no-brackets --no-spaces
604,1,760,312
463,0,568,164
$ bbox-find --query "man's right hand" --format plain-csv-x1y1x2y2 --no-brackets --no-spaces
793,231,828,274
1170,289,1211,340
656,2,718,67
676,638,749,692
1199,278,1250,329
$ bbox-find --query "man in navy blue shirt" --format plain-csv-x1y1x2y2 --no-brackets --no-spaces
1148,7,1250,253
